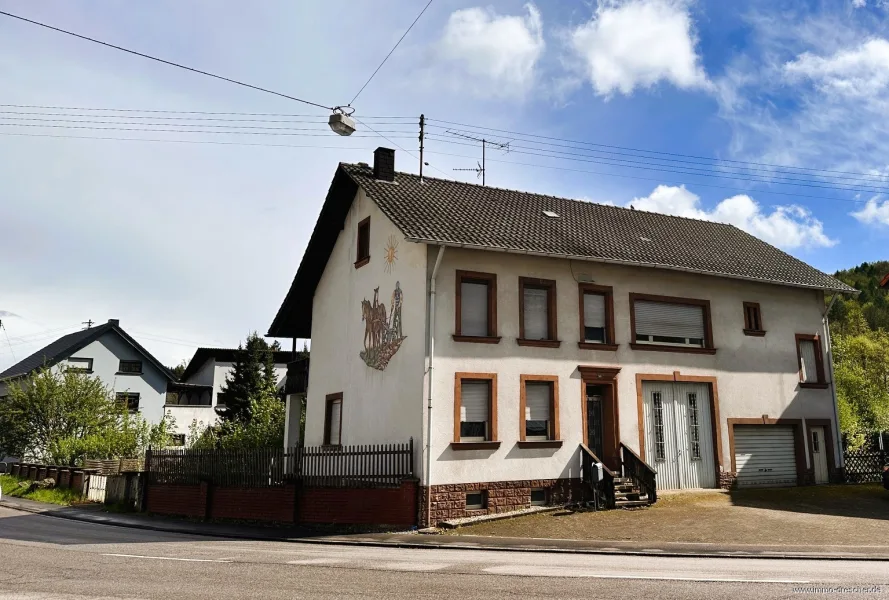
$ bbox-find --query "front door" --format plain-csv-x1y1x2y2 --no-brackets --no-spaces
811,426,830,484
586,384,606,459
641,381,717,489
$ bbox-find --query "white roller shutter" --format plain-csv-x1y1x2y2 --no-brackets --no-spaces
799,340,818,383
460,381,489,441
460,281,489,336
523,287,549,339
635,300,704,340
328,401,342,446
525,383,550,421
583,294,605,329
734,426,798,488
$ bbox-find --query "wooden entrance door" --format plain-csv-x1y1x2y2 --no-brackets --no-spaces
579,366,621,471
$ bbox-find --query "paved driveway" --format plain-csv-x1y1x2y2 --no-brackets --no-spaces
449,484,889,546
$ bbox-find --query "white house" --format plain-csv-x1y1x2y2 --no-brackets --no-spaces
0,319,175,425
165,347,293,445
267,148,855,527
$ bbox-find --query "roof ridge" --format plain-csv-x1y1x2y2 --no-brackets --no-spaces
341,162,739,228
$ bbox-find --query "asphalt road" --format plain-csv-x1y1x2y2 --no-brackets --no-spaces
0,506,887,599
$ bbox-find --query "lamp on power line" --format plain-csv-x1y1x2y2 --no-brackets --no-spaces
328,106,356,136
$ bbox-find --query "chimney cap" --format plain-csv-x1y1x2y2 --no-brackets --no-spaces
108,319,120,326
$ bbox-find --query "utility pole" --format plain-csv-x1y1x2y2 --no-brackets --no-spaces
82,319,94,329
446,130,509,186
0,319,15,361
419,114,425,184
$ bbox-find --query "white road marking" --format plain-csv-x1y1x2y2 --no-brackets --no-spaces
482,565,809,583
102,553,231,563
376,561,450,572
286,558,350,565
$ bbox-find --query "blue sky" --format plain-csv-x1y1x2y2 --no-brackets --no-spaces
2,0,889,370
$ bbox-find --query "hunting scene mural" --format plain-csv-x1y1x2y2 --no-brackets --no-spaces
360,281,406,371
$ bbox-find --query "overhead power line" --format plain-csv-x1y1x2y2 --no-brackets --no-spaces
350,0,434,105
0,122,416,138
426,118,889,181
0,104,415,119
0,111,410,125
0,10,334,111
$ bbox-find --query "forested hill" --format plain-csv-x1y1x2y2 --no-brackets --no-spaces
828,261,889,442
829,261,889,332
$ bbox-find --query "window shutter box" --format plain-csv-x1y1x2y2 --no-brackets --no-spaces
635,300,705,339
461,281,489,336
523,287,549,339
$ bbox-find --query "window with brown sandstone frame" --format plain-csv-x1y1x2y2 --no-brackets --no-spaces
324,393,343,446
453,373,499,449
518,375,561,447
578,283,617,350
743,302,765,336
355,217,370,268
518,277,559,348
454,270,500,343
796,334,828,389
629,293,716,354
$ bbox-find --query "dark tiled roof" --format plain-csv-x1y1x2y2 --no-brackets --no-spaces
0,321,176,382
344,163,853,294
267,161,853,338
180,347,295,382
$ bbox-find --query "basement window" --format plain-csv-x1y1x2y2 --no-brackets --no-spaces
466,491,486,510
530,488,547,506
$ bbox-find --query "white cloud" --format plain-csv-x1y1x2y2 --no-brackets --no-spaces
566,0,710,96
852,0,866,7
437,3,545,97
785,38,889,98
851,196,889,225
628,185,837,249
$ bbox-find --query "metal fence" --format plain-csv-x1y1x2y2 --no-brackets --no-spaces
843,432,887,484
146,439,413,489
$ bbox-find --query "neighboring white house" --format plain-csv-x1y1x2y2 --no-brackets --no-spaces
267,148,857,527
0,319,175,425
165,347,293,445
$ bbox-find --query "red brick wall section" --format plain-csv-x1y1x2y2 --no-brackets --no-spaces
58,470,71,489
299,480,418,527
419,478,582,527
71,471,84,492
28,466,38,480
146,484,207,518
209,485,296,523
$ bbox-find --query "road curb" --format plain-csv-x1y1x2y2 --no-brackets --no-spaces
3,499,889,562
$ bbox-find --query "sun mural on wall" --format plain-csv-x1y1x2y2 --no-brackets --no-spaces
384,235,399,274
360,282,406,371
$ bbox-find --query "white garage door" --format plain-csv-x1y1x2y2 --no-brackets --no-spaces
734,425,798,488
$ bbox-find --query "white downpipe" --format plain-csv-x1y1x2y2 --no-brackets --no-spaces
822,293,844,469
424,245,446,527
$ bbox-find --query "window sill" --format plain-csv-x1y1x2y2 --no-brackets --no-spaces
517,440,563,449
517,339,561,348
743,329,767,337
800,382,830,389
629,343,717,355
577,342,619,351
354,256,370,269
67,370,93,374
116,372,143,376
165,404,212,408
453,335,502,344
450,441,501,451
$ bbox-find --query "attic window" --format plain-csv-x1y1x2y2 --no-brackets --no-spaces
543,210,559,218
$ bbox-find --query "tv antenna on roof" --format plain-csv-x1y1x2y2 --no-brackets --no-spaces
446,130,510,186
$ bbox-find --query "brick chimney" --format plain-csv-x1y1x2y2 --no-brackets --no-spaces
373,147,395,182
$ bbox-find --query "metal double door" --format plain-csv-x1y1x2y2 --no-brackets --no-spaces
641,381,716,489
